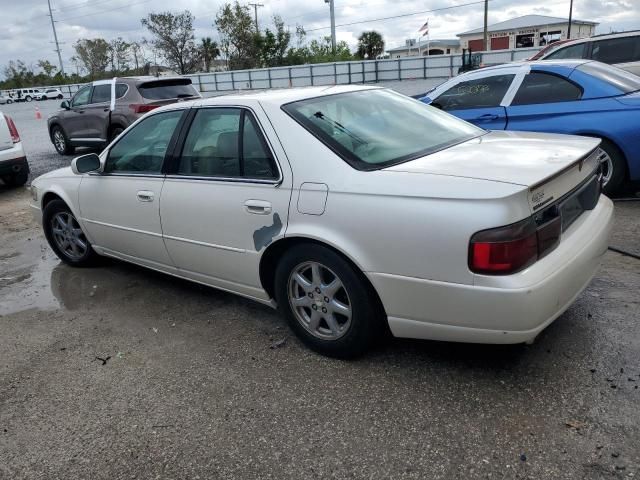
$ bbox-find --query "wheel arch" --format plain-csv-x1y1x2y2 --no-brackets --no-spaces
574,131,629,179
40,187,86,237
259,235,387,317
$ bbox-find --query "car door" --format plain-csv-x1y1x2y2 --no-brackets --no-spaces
63,85,92,139
78,109,185,270
159,103,292,300
83,83,111,141
430,73,516,129
504,70,584,133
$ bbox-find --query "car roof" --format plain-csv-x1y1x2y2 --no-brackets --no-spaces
476,59,590,74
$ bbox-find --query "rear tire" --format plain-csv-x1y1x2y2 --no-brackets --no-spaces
596,139,626,196
57,94,63,100
51,126,75,155
43,199,99,267
1,169,28,187
25,96,32,102
274,244,384,358
109,126,125,143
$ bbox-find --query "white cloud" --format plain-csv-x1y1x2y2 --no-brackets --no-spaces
2,0,639,75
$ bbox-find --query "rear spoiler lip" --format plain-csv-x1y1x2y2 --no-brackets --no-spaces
529,145,600,192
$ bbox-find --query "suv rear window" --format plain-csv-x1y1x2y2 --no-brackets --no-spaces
577,62,640,93
591,36,640,64
137,79,199,100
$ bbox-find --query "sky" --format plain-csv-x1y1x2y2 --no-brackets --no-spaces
2,0,638,75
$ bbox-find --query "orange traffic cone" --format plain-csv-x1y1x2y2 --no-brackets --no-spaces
35,106,42,120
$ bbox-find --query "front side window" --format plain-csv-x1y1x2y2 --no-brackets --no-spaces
512,72,582,105
91,85,111,104
434,74,515,111
544,43,586,60
178,108,277,179
283,89,483,170
591,36,640,64
72,86,91,107
105,110,183,174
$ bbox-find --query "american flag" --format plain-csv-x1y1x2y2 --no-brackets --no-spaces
418,19,429,36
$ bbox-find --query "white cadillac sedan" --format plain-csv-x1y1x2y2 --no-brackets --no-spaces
30,85,614,357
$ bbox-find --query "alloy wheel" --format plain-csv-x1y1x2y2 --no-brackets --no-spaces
53,130,66,153
288,261,352,340
596,147,613,187
51,212,88,260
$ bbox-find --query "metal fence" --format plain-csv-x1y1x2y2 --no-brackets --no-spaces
3,47,540,99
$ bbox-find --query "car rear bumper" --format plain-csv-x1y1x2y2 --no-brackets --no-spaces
0,143,29,175
368,195,614,344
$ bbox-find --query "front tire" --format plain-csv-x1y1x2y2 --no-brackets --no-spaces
43,199,99,267
596,139,626,196
57,94,63,100
274,244,383,358
109,126,124,142
51,126,75,155
25,96,32,102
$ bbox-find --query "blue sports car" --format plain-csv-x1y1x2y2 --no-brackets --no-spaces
420,60,640,194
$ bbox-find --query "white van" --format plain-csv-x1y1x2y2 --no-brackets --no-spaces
12,88,42,102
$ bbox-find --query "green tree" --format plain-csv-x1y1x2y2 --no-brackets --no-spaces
109,37,131,73
141,11,201,74
215,2,261,70
73,38,111,79
356,31,385,59
37,59,57,77
257,16,291,67
200,37,220,72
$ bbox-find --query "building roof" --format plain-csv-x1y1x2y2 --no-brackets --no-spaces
457,14,598,36
387,39,460,53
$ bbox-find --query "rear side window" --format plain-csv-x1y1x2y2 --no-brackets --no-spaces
434,74,515,111
137,80,199,100
116,83,128,98
511,72,582,105
177,108,277,179
91,85,111,104
105,110,183,174
545,43,586,60
577,61,640,93
591,36,640,64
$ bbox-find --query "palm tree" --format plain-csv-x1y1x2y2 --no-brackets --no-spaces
356,31,385,60
200,37,220,72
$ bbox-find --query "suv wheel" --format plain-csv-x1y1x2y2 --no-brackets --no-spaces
275,244,384,358
41,95,48,101
43,200,99,267
109,126,124,142
25,96,32,102
51,126,75,155
57,94,63,100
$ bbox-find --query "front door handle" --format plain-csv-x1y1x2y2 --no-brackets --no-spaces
476,113,499,121
244,199,272,215
137,190,154,202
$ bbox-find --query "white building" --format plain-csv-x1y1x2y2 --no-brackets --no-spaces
457,14,598,52
386,39,462,58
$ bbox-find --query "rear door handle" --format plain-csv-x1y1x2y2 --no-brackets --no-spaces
137,190,154,202
244,199,272,215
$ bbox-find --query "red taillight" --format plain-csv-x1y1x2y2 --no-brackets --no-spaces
129,104,160,114
4,115,20,143
469,213,561,275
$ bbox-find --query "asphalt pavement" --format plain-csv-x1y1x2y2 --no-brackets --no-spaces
0,99,639,479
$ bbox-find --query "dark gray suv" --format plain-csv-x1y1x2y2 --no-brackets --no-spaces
48,76,201,155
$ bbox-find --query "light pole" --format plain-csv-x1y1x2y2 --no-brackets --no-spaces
248,3,264,33
325,0,336,53
567,0,574,39
47,0,65,75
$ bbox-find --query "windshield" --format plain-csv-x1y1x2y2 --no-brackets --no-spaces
577,62,640,93
282,89,483,170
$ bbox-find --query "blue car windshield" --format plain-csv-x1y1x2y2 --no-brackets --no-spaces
577,62,640,94
282,89,483,171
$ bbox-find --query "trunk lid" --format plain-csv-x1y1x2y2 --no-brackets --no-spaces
384,131,600,211
0,114,14,151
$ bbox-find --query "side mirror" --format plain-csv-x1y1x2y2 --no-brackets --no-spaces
60,100,70,110
71,153,101,175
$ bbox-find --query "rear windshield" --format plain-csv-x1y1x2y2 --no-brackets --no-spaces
282,89,483,170
577,62,640,93
137,79,199,100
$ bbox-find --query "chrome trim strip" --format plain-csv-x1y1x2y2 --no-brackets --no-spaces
70,137,106,142
162,234,246,253
82,218,163,238
164,174,280,185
